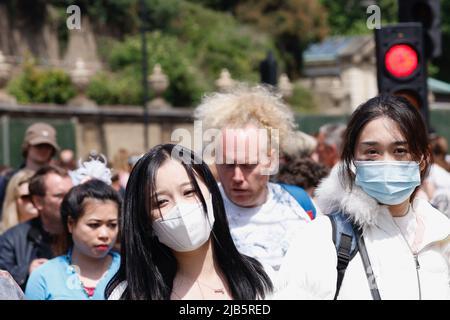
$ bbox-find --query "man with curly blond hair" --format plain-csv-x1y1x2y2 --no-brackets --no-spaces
194,85,315,273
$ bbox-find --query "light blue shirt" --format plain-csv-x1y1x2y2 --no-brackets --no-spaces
24,251,120,300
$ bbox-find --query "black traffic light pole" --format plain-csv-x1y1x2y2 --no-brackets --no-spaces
140,0,150,151
260,52,278,86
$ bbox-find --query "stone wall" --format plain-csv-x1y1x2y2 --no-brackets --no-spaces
0,3,100,72
2,101,450,168
0,102,194,167
0,4,60,63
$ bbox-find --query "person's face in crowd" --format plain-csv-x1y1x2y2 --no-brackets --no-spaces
59,149,76,170
27,143,54,165
215,126,273,208
68,199,118,259
16,182,38,223
151,159,210,219
353,116,424,217
316,132,338,168
33,173,73,234
354,117,413,162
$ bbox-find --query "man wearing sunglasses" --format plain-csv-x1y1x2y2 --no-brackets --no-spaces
0,166,73,289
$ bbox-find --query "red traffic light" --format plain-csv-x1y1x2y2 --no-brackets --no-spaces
385,44,419,78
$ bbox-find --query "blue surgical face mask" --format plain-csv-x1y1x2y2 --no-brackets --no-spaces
354,161,421,205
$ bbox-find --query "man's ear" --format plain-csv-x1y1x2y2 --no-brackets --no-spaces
31,195,44,211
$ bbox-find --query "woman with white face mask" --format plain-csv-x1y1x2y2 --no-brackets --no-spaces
276,95,450,300
106,144,273,300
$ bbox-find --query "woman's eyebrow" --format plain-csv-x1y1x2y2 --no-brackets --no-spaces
154,190,168,197
85,218,118,223
361,140,407,146
154,181,192,196
361,141,379,146
180,181,193,188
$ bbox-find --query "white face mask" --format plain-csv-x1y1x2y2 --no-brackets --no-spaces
152,197,215,252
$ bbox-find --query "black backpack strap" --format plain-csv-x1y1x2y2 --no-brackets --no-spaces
328,212,381,300
354,227,381,300
327,212,358,300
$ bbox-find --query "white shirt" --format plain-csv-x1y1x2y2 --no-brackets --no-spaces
393,208,418,250
428,164,450,191
219,182,311,272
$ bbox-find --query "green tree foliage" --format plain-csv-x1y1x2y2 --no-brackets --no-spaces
94,1,276,106
4,0,276,107
234,0,329,79
105,31,206,106
58,0,138,34
3,0,295,107
185,0,238,11
7,60,75,104
169,1,275,81
140,0,180,30
434,0,450,82
287,83,317,113
320,0,397,35
86,71,142,106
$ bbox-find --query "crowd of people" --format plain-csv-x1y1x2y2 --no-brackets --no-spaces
0,85,449,300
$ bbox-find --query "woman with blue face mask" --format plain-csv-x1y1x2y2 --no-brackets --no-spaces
105,144,273,300
276,94,450,300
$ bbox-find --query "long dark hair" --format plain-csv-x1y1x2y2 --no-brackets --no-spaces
105,144,273,300
60,179,122,253
340,94,431,197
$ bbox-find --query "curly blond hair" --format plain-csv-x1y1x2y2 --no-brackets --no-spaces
194,84,297,152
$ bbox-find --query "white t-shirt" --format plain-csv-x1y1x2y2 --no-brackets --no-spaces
428,164,450,191
393,209,417,250
219,182,311,272
392,205,425,253
427,164,450,219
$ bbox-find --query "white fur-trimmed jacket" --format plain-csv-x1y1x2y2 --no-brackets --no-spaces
275,166,450,300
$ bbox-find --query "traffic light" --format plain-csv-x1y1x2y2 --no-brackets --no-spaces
398,0,442,59
375,23,429,126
